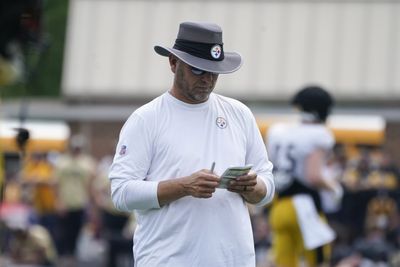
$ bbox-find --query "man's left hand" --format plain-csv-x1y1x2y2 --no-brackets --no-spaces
227,171,258,195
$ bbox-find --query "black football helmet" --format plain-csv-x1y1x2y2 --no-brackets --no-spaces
291,85,334,122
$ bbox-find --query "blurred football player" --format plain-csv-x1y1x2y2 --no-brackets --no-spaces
266,85,343,267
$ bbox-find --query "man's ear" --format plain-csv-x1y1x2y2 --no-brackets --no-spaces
169,55,178,73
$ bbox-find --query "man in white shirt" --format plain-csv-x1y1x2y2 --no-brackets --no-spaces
109,21,275,267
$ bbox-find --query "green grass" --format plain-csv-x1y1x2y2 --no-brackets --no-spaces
1,0,69,98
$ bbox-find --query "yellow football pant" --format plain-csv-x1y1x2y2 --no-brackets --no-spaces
269,197,331,267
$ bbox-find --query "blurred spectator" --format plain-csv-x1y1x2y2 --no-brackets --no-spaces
341,148,399,192
53,134,96,264
334,254,362,267
0,179,57,266
371,152,399,190
391,249,400,267
331,194,398,267
93,154,133,267
342,149,373,191
20,152,58,243
251,211,272,267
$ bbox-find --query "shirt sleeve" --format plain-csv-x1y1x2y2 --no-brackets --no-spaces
109,113,160,211
244,110,275,207
314,127,335,151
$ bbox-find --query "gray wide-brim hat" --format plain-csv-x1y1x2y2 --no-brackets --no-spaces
154,21,243,74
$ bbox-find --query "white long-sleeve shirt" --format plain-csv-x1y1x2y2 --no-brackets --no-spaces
109,92,274,267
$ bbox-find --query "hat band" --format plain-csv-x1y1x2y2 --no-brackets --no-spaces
173,39,224,62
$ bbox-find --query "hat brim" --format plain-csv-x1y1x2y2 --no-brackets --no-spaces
154,45,242,74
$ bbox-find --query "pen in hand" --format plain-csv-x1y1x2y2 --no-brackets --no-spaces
210,162,215,173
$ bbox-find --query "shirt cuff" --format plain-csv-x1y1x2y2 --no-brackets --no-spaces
254,174,275,207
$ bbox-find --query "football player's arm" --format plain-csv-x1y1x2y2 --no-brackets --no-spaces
306,148,341,193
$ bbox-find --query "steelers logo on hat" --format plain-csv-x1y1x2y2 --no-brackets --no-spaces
210,45,222,59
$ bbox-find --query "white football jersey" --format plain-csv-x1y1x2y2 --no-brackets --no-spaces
266,122,334,191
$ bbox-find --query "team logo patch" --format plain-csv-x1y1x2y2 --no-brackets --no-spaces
119,145,127,155
210,45,222,59
216,117,228,129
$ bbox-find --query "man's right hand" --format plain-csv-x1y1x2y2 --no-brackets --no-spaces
158,169,220,206
181,169,220,198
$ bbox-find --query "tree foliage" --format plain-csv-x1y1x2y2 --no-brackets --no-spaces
1,0,69,98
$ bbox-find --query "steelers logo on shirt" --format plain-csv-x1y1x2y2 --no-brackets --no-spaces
216,117,227,129
119,145,127,156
